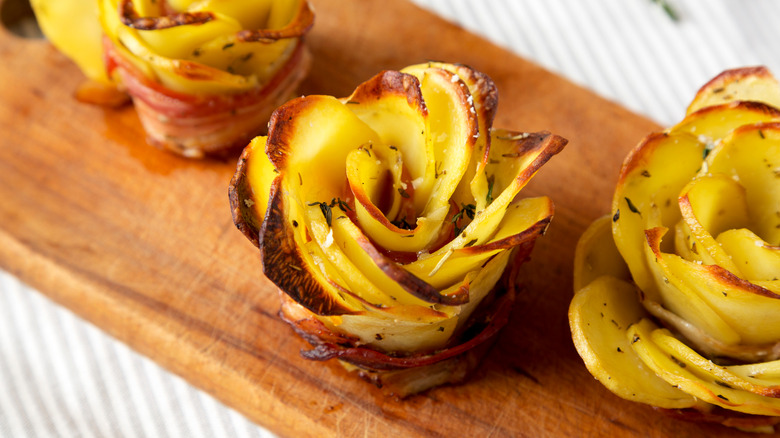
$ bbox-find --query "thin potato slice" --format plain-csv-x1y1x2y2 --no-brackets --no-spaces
572,215,631,292
569,276,695,408
687,67,780,116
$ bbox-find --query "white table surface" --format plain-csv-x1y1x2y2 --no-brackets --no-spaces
3,1,780,437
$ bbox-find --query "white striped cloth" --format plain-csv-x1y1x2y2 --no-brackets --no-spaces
2,1,779,437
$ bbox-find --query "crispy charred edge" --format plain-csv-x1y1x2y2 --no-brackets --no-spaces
119,0,215,30
263,96,321,170
345,69,428,116
661,405,780,432
732,120,780,137
456,216,551,256
236,1,315,43
616,131,673,187
294,241,535,371
260,177,353,316
694,66,775,98
445,63,499,170
449,63,499,126
684,100,780,121
229,146,262,248
498,129,568,161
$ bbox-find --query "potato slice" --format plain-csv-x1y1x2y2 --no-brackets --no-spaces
643,227,741,345
687,66,780,115
708,123,780,245
569,276,696,408
631,323,780,416
717,229,780,282
612,132,704,293
572,215,631,292
677,174,750,274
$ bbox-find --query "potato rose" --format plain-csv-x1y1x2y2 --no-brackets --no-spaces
230,62,567,396
570,67,780,432
31,0,314,157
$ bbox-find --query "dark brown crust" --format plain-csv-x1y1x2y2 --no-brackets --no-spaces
617,132,671,187
260,178,353,316
263,95,321,170
236,1,315,43
345,70,428,116
119,0,214,30
704,264,780,300
298,284,512,370
228,145,262,248
730,120,780,137
454,63,499,171
686,99,780,120
694,66,774,100
456,217,550,255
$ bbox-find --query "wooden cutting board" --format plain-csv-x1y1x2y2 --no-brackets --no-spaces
0,1,755,436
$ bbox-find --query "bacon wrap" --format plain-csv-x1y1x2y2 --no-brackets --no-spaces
104,37,310,157
100,0,315,157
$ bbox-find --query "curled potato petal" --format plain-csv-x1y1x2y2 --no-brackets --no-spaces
571,67,780,429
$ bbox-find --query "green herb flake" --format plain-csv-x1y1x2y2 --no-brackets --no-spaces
486,174,495,205
624,197,641,216
308,201,333,227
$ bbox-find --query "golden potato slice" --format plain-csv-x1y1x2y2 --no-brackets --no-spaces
687,66,780,115
572,215,631,292
569,276,696,408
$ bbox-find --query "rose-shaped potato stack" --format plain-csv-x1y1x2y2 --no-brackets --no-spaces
570,67,780,432
230,62,567,396
31,0,314,157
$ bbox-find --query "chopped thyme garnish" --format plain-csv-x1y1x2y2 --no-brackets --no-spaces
308,198,352,227
222,42,235,50
397,187,411,198
612,209,620,222
624,197,641,216
486,174,495,204
308,201,333,226
451,203,476,235
391,217,415,230
331,197,352,212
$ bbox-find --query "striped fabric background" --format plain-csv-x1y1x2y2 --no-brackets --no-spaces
2,1,779,437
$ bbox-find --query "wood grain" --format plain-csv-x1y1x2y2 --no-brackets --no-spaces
0,1,756,436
